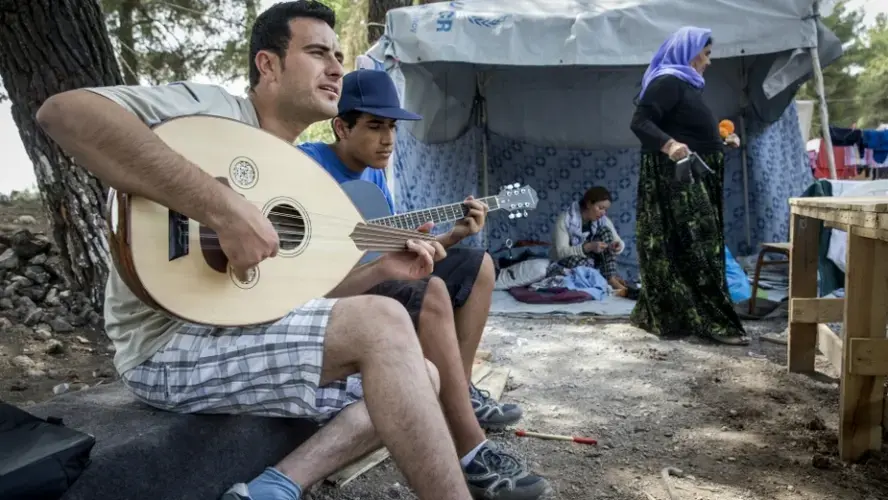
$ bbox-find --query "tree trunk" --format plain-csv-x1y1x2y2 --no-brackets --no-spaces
0,0,124,318
367,0,412,45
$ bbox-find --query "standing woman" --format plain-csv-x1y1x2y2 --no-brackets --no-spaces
629,26,748,345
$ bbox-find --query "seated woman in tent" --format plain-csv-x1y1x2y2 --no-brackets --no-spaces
548,186,633,297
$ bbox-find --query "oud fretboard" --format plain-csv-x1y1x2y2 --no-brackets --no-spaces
370,196,500,230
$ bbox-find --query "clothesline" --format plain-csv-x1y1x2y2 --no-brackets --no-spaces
808,126,888,180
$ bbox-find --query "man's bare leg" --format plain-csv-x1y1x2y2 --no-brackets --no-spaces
452,253,495,380
319,296,469,500
276,361,440,490
416,278,486,456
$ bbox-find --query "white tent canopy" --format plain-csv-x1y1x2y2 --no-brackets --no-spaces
365,0,839,261
368,0,841,149
381,0,828,65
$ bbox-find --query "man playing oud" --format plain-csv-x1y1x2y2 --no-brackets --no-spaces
36,2,548,500
37,2,482,500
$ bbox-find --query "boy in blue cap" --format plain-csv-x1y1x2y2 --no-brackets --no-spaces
298,69,549,500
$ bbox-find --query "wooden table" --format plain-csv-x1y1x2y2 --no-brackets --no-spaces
788,196,888,461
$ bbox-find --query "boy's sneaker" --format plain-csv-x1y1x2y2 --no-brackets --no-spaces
219,483,251,500
470,383,523,430
464,443,551,499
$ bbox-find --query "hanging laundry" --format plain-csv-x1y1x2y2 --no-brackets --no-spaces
862,129,888,163
814,142,857,179
829,126,864,156
842,145,862,166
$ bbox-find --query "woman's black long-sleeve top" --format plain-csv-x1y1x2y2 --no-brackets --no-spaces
630,75,723,155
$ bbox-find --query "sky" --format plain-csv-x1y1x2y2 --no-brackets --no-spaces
0,0,884,194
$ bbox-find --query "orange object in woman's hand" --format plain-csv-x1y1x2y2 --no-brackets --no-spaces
719,119,735,139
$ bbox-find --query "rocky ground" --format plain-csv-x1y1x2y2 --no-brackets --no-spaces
2,197,888,500
0,195,111,404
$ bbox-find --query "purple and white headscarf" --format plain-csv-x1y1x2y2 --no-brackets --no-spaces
639,26,712,99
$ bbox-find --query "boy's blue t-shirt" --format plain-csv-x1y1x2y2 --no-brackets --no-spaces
298,142,395,214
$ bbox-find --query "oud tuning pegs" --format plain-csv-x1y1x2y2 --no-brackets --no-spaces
508,212,515,219
511,183,520,189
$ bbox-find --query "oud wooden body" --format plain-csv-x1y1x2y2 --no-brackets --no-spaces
106,115,370,327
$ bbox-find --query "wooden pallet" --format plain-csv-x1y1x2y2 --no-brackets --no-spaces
325,357,510,487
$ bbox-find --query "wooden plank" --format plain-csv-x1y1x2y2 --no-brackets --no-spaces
788,213,820,373
884,392,888,435
817,324,843,372
838,234,888,461
472,362,492,385
790,206,886,231
790,298,845,324
789,196,888,212
326,359,508,487
475,367,510,403
823,221,888,245
327,448,389,488
847,338,888,376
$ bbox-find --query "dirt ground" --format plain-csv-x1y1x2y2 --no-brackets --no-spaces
2,199,888,500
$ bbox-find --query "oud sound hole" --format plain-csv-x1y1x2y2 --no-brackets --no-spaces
268,203,307,252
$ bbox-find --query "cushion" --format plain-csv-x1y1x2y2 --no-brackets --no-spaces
494,258,550,290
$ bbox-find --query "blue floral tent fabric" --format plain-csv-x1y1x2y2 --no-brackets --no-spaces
365,0,840,279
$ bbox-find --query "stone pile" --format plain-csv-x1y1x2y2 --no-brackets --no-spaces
0,228,102,332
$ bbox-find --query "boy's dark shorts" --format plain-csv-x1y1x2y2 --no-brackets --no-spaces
365,247,487,328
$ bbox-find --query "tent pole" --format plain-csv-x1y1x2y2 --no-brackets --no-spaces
476,74,490,246
739,59,751,249
810,1,837,179
481,122,489,199
739,115,751,248
477,76,489,198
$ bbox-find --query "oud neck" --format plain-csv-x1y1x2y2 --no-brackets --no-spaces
370,196,500,230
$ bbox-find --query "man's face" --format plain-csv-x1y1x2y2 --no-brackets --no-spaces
263,17,344,123
339,114,397,169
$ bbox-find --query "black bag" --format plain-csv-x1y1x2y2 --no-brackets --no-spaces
673,152,714,185
0,401,95,500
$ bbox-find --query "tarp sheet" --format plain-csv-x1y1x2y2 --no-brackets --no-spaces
381,0,832,66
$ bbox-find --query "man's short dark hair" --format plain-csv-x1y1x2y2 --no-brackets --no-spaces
331,110,363,141
581,186,611,208
249,1,336,87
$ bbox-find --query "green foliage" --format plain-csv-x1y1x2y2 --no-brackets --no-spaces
796,0,867,137
856,14,888,127
297,119,336,143
101,0,258,86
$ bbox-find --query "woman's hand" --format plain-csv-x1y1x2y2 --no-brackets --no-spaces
724,133,741,148
664,140,690,161
583,241,607,254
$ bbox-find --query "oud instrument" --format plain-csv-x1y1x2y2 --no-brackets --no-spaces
106,115,439,327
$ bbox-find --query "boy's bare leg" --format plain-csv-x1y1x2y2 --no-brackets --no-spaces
319,296,470,499
416,278,486,455
451,254,495,380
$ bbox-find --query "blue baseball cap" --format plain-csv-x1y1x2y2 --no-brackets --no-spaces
337,69,422,121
